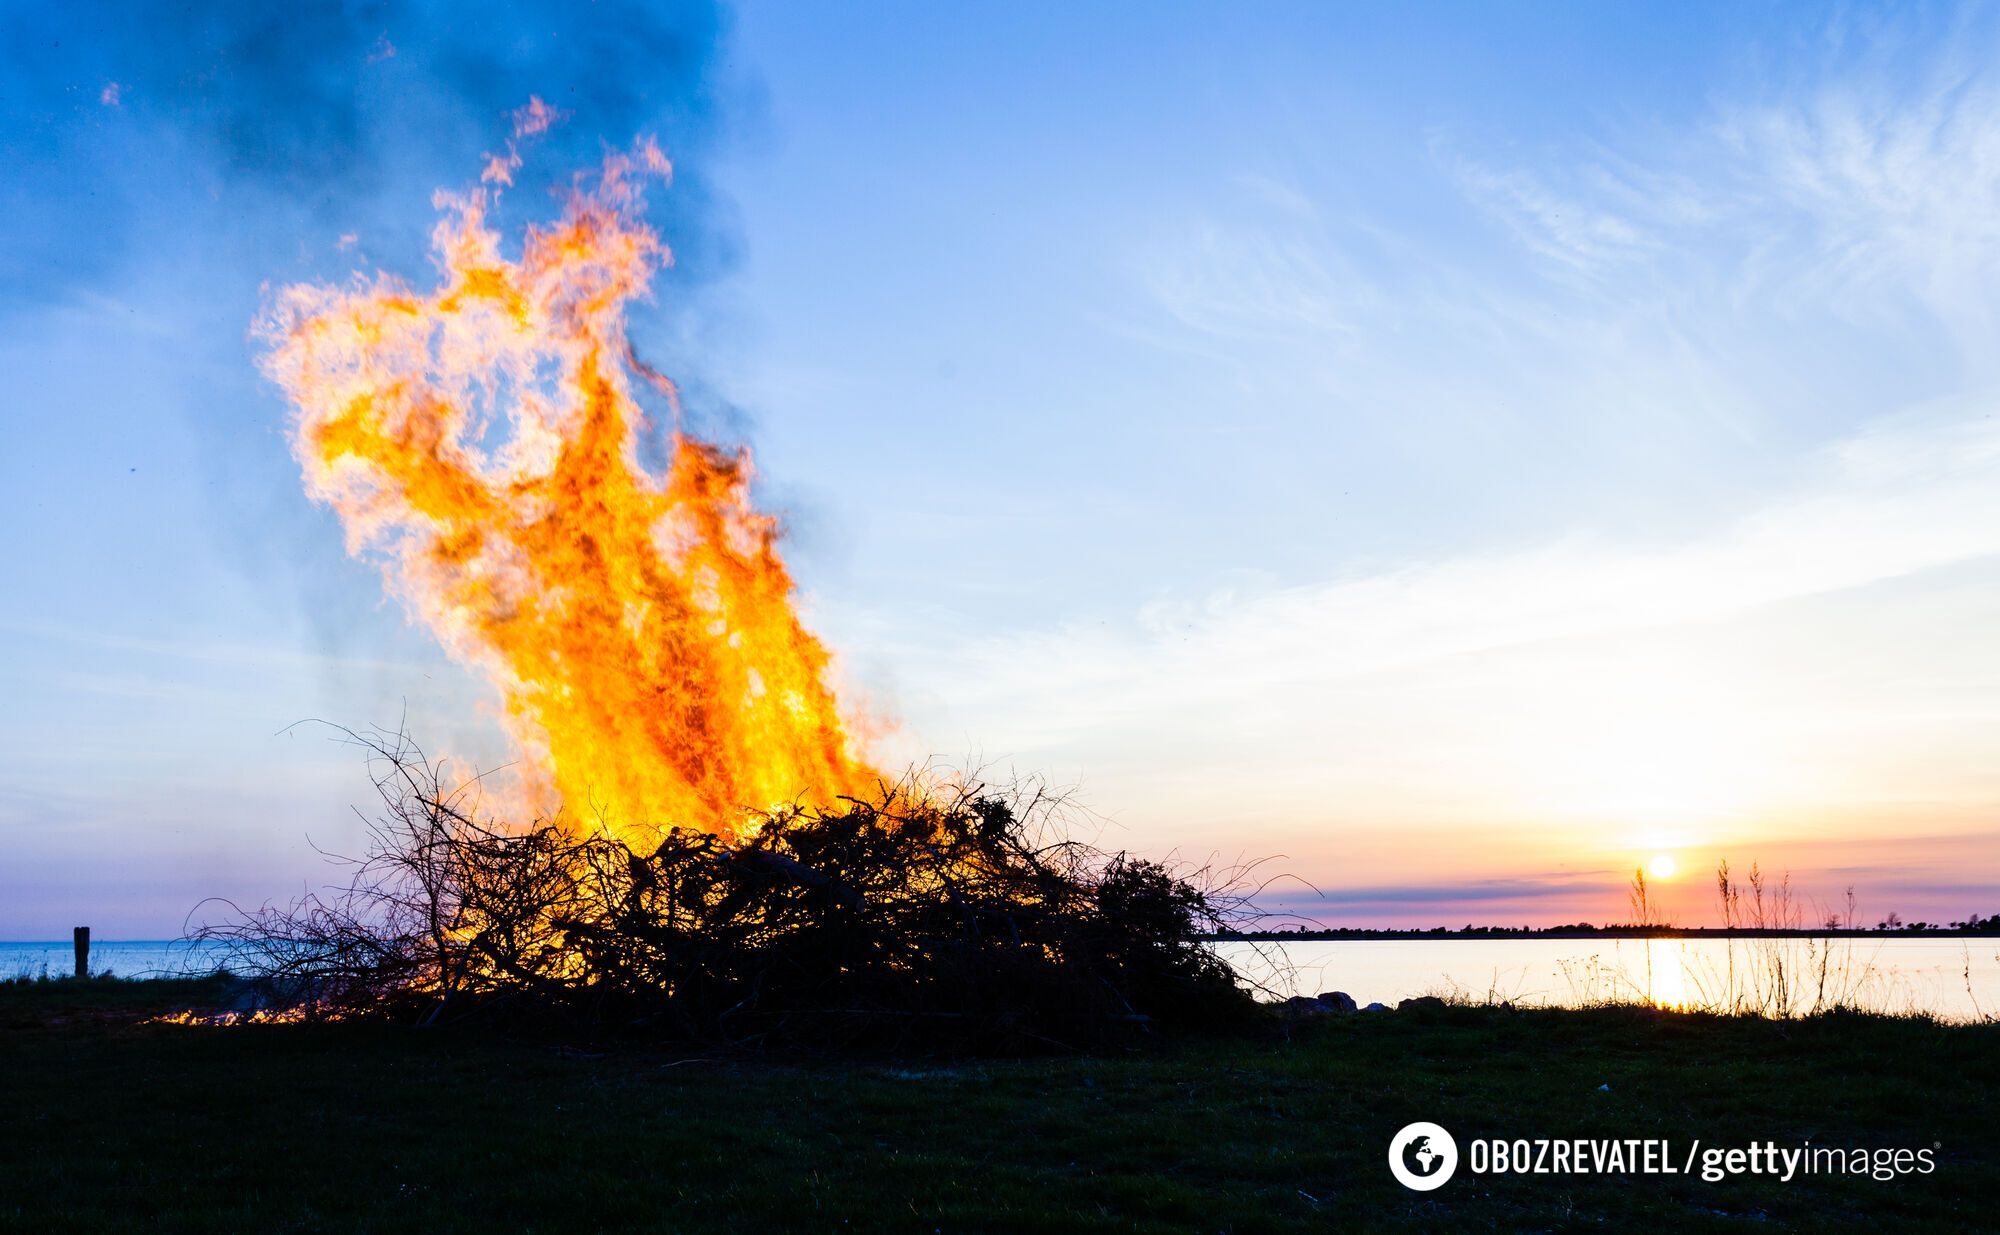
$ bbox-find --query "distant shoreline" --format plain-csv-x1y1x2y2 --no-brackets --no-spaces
8,928,1999,944
1206,927,2000,941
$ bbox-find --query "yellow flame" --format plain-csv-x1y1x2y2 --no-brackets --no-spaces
259,135,875,842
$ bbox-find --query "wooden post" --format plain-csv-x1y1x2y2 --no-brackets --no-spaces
73,927,89,979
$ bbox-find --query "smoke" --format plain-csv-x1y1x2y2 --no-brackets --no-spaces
0,1,761,677
1,0,747,302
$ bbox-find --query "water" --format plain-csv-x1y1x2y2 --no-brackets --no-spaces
1215,936,2000,1022
11,936,1996,1021
0,939,234,980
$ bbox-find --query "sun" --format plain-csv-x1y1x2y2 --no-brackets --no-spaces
1645,853,1679,881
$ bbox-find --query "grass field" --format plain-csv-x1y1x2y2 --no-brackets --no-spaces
2,977,1994,1232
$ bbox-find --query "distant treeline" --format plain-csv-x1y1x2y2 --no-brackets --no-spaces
1207,913,2000,941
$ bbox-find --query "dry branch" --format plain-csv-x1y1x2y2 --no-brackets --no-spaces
197,727,1257,1049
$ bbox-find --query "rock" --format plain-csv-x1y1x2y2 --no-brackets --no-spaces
1283,995,1333,1015
1361,1001,1390,1012
1316,991,1358,1013
1397,996,1448,1012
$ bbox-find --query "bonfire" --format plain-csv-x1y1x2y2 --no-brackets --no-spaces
215,107,1251,1047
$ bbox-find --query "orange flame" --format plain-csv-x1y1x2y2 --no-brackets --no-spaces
258,136,875,842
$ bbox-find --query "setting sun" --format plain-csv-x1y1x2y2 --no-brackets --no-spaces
1646,854,1679,881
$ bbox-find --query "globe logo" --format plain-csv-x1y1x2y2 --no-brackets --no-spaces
1387,1121,1458,1191
1403,1136,1444,1177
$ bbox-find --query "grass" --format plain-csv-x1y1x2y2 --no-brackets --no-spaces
2,978,1995,1232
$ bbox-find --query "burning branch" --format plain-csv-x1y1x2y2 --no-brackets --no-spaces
197,728,1257,1048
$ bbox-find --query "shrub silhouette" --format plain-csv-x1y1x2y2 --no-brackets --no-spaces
201,729,1253,1049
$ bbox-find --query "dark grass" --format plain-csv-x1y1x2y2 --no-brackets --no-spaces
3,979,1995,1232
0,973,244,1030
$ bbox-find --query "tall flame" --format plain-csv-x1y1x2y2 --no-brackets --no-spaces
259,134,874,842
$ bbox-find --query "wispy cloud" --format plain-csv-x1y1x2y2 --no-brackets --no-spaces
1447,158,1654,274
1141,216,1374,342
906,401,2000,736
1451,38,2000,342
1134,22,2000,439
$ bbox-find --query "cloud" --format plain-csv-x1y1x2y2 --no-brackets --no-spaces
1285,873,1621,910
1447,158,1653,274
1448,27,2000,346
1141,216,1372,342
1128,17,2000,488
910,399,2000,738
1079,19,2000,733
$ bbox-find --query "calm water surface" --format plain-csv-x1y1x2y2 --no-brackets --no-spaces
11,937,1996,1021
1214,937,2000,1021
0,939,231,979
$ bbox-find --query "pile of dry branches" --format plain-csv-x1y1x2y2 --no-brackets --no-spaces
199,730,1254,1049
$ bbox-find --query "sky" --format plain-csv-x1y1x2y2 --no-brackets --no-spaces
4,2,1999,935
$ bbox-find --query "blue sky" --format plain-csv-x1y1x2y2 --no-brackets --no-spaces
5,2,2000,935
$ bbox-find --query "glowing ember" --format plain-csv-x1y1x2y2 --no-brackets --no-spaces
147,1008,307,1027
258,120,875,842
